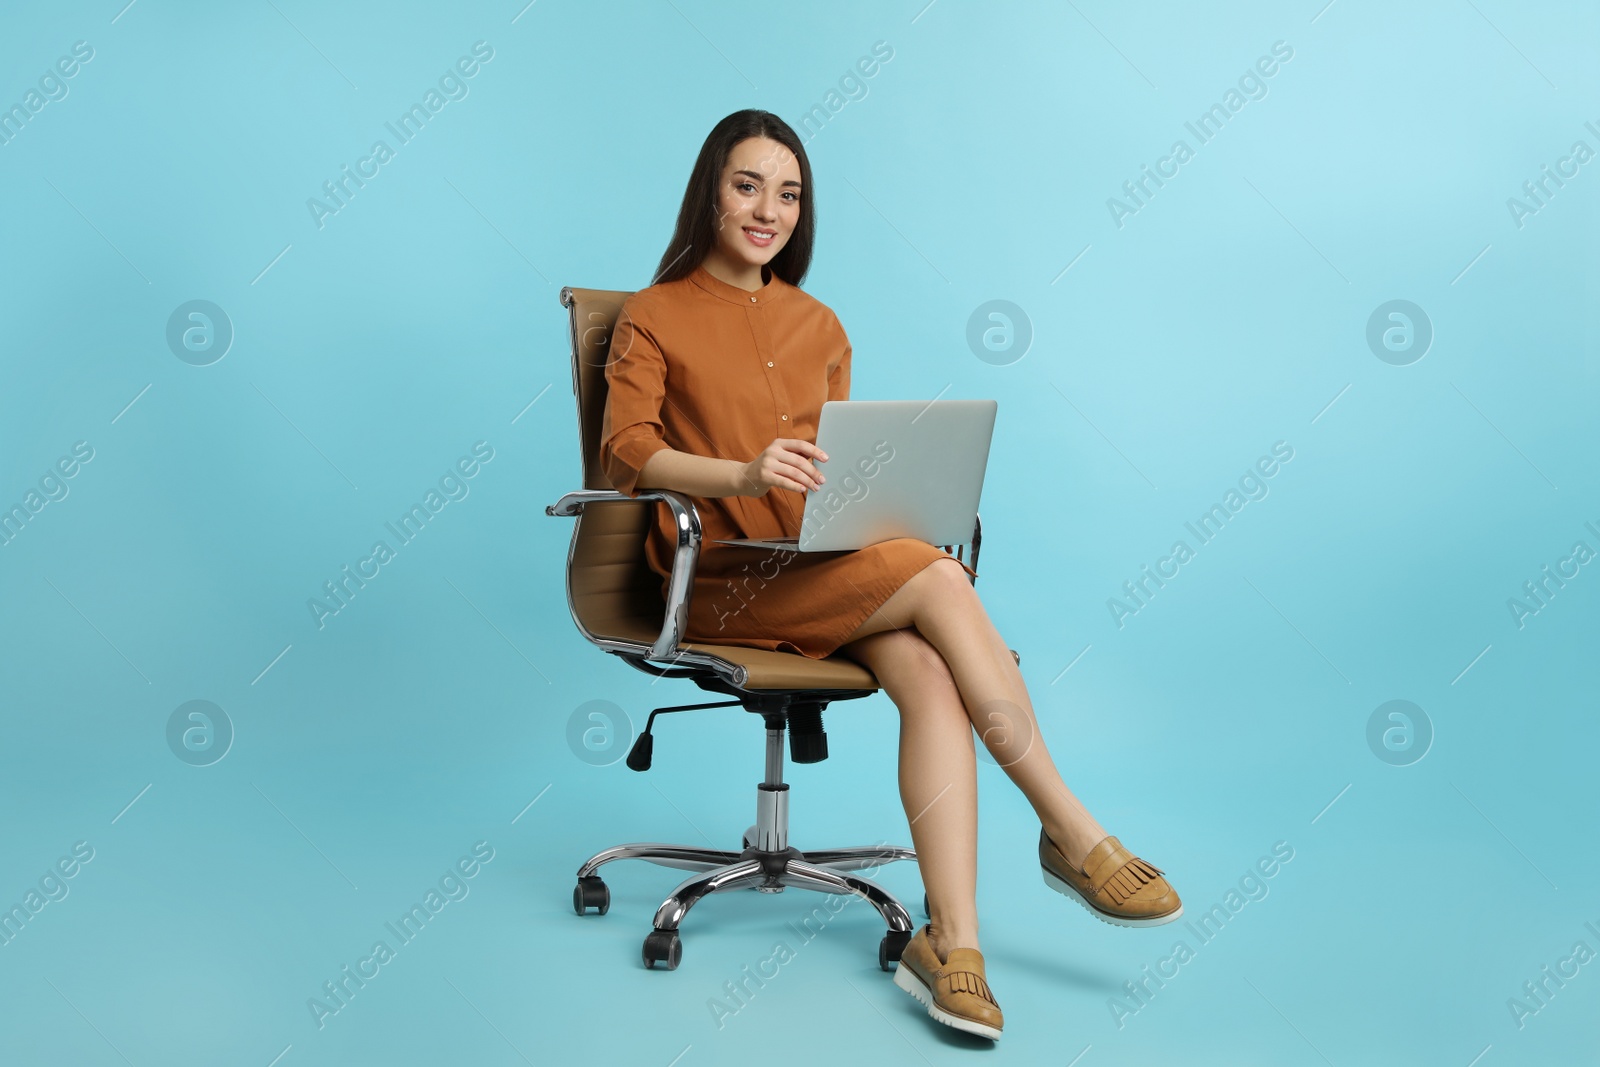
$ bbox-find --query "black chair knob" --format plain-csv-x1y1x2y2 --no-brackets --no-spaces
788,706,828,764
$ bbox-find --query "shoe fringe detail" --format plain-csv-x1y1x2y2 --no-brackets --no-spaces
939,969,998,1006
1100,855,1164,904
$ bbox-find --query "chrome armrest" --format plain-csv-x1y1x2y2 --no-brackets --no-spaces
546,488,702,661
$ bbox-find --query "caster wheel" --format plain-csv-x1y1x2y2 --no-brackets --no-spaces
573,877,609,916
879,929,912,971
643,929,682,970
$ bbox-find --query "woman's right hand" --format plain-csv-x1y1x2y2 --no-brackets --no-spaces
738,438,829,497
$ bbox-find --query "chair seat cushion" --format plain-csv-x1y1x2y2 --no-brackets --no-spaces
588,612,880,690
676,638,880,690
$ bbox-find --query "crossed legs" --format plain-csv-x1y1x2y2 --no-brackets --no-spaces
833,556,1107,960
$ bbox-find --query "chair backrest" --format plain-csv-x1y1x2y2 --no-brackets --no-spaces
562,286,633,492
558,285,672,647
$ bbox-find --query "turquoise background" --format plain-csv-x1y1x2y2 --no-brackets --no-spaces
1,0,1597,1063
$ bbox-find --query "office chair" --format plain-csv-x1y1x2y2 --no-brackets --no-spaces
547,284,1018,972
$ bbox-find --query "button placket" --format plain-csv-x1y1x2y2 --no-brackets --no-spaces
748,305,790,435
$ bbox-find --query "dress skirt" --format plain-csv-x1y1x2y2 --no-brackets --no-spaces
675,537,979,660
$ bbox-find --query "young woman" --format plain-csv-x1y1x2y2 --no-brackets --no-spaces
599,109,1181,1041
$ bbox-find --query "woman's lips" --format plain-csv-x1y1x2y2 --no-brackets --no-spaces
743,227,776,247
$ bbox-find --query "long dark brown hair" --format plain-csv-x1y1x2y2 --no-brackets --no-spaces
652,109,815,288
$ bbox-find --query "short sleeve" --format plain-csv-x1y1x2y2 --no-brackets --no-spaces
599,299,673,498
827,315,851,404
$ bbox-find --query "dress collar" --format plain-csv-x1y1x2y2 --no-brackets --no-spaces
689,262,790,307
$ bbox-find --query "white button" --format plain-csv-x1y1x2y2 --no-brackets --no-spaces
766,361,774,367
781,414,788,420
750,296,757,303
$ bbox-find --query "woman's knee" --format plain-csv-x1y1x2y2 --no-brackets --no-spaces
929,557,985,610
839,556,978,647
912,556,985,627
892,556,972,625
923,554,972,587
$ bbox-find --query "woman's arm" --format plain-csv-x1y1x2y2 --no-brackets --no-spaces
635,448,748,498
600,300,762,500
637,445,825,499
827,317,850,403
599,300,683,497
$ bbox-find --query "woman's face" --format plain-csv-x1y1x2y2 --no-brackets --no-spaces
713,136,802,270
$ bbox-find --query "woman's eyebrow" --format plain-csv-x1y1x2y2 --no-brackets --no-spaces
733,168,802,189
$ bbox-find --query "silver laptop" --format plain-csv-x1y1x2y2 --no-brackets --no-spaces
713,399,997,552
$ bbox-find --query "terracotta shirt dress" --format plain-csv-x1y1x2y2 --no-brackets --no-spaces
599,262,978,661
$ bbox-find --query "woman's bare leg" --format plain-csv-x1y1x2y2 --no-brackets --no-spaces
839,556,1111,875
833,627,980,964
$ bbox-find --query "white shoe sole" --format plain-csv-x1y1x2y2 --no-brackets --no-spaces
892,960,1002,1041
1043,868,1185,928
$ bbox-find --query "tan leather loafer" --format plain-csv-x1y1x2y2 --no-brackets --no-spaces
892,924,1003,1040
1041,830,1183,927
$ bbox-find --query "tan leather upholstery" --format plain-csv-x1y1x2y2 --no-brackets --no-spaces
557,285,1017,692
563,287,633,492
